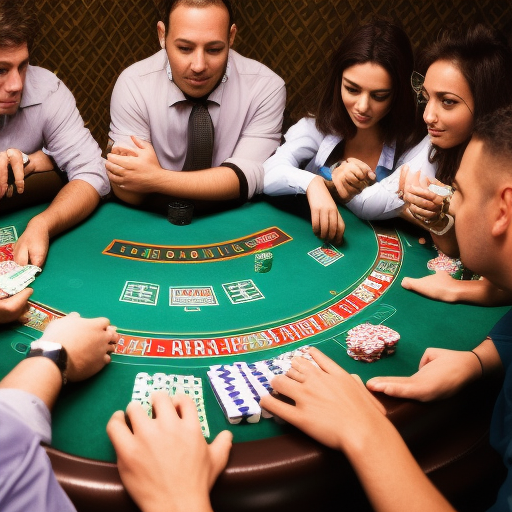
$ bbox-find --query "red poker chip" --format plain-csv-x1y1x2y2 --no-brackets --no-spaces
346,323,400,362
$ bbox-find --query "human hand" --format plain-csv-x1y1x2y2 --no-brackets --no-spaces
260,347,387,454
306,176,345,245
0,148,28,198
106,136,164,194
14,218,50,267
401,168,447,224
401,271,461,302
366,347,482,401
40,312,118,382
24,150,55,176
107,392,233,512
0,288,33,323
330,158,376,203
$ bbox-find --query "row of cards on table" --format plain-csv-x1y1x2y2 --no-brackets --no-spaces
131,323,401,435
131,346,317,436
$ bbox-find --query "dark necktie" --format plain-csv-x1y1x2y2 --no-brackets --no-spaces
182,102,214,171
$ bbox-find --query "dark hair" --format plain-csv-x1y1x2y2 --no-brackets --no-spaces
473,105,512,162
156,0,235,33
0,0,38,52
314,18,416,157
419,24,512,184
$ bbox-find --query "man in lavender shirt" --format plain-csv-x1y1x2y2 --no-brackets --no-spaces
0,313,232,512
0,1,110,269
106,0,286,210
0,314,119,512
0,1,109,324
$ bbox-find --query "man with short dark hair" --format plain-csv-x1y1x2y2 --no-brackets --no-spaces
0,0,109,322
259,105,512,512
106,0,286,209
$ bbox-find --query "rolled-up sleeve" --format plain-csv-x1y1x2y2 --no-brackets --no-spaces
0,389,52,444
42,81,110,197
225,80,286,200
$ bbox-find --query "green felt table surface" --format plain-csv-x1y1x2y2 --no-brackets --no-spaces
0,196,509,463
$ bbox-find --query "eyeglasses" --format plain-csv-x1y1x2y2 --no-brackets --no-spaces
410,70,474,114
411,71,427,105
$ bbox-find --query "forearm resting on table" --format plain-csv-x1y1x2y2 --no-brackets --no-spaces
446,278,512,305
472,337,503,377
0,358,61,412
346,416,455,512
28,180,100,237
113,166,241,205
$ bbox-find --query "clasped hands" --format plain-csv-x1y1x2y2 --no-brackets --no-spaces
328,158,377,203
0,148,28,199
397,165,452,227
0,148,55,199
106,136,165,194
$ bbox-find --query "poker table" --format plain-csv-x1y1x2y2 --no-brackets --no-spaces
0,196,508,512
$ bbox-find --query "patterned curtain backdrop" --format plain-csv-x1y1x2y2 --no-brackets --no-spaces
22,0,512,146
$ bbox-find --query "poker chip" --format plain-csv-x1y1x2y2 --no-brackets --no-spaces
0,243,14,262
427,247,481,280
345,323,400,362
428,183,453,198
427,247,465,278
427,251,461,275
208,365,262,424
255,251,273,273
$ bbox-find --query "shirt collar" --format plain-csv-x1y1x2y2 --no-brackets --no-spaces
378,142,396,170
19,65,44,109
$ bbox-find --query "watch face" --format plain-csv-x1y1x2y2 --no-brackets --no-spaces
28,341,68,373
31,340,62,351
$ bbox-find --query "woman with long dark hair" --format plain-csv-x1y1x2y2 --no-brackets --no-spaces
263,18,416,244
346,24,512,246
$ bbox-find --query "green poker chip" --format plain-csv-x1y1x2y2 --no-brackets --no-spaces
254,251,273,273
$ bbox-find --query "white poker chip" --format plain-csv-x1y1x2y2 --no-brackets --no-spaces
428,183,453,197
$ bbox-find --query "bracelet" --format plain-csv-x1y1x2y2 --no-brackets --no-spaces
429,213,454,236
471,350,484,378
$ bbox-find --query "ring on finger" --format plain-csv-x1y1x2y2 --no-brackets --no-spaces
411,210,432,224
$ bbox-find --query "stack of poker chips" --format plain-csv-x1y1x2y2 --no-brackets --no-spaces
131,372,209,437
427,249,481,281
346,323,400,363
208,345,317,424
254,251,273,273
427,251,462,277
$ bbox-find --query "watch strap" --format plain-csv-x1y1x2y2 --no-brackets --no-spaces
27,341,68,385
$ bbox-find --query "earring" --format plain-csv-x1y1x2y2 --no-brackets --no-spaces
160,40,165,49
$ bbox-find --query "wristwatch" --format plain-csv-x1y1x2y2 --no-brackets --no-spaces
26,340,68,385
6,152,30,187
